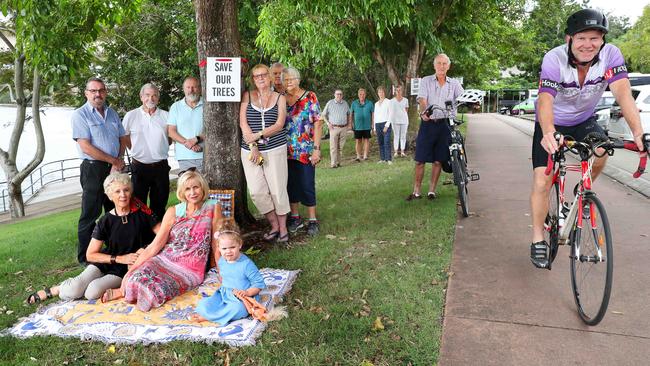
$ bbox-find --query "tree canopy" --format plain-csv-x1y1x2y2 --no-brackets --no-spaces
256,0,525,92
613,5,650,73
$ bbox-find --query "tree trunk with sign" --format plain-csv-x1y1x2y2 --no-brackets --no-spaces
194,0,255,224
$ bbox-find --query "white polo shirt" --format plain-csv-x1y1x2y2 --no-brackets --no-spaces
122,106,170,164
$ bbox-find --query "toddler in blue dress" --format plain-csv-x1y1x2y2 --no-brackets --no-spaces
192,219,266,325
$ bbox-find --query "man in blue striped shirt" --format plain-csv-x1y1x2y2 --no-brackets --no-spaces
71,77,127,264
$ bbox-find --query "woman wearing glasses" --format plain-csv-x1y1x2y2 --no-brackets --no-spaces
239,64,291,243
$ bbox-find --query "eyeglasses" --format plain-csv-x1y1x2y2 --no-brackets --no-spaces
253,73,269,80
86,89,107,94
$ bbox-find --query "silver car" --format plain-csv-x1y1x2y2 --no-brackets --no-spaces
595,91,614,132
607,85,650,140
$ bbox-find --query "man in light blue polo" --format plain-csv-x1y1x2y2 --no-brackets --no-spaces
71,77,127,264
168,76,204,174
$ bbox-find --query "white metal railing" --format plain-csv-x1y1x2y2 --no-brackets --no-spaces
0,158,82,213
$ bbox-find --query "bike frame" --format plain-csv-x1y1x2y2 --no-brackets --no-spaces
551,156,595,245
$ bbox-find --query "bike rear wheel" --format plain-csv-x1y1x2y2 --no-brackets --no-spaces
569,194,613,325
451,150,469,217
544,181,560,266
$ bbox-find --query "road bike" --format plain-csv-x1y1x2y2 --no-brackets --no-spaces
544,131,649,325
424,101,480,217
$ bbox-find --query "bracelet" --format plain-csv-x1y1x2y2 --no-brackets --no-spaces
196,135,203,143
249,142,258,149
313,145,320,151
110,255,116,264
259,132,265,140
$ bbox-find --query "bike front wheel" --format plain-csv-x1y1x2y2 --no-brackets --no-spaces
451,150,469,217
569,194,613,326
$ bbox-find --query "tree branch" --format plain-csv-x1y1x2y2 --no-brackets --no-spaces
15,70,45,183
113,32,166,67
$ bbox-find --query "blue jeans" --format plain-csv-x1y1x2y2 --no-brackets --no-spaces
375,122,392,161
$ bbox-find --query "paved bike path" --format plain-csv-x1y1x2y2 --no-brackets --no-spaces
439,114,650,365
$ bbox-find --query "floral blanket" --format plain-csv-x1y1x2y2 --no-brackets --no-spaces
5,268,298,346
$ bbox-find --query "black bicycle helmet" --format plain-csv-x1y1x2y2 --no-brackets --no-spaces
565,9,608,35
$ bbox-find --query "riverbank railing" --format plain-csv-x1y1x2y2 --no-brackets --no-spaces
0,158,82,213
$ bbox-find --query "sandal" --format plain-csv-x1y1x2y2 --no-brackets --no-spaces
530,241,549,269
276,233,289,244
406,193,422,201
26,287,53,304
263,231,279,241
101,288,121,303
427,192,437,200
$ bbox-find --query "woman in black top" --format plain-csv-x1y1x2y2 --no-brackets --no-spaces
27,173,159,304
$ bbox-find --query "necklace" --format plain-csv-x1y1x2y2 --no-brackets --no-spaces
114,208,129,224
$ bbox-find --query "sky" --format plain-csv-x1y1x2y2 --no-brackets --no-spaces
587,0,649,25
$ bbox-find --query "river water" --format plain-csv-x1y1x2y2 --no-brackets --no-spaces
0,105,78,182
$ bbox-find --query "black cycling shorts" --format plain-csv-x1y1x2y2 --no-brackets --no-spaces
531,116,605,169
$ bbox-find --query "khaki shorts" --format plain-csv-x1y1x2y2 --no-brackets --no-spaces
241,146,290,215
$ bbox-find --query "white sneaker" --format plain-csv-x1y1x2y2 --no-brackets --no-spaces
387,160,393,165
394,152,399,157
377,160,385,164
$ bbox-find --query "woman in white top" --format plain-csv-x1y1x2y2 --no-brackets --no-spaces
373,86,392,164
390,85,409,157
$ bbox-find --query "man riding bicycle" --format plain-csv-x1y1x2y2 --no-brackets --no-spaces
530,9,645,269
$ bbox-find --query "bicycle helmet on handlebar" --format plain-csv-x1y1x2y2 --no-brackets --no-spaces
565,9,608,68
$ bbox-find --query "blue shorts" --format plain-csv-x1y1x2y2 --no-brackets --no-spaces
414,120,451,165
287,159,316,206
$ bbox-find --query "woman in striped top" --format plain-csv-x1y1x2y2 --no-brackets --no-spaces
239,64,291,243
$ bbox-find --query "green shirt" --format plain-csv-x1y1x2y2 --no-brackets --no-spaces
350,99,374,130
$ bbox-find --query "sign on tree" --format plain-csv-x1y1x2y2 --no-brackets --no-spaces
206,57,241,102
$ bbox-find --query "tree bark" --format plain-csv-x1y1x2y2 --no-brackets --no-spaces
194,0,254,225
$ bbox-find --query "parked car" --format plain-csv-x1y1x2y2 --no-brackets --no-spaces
595,91,615,132
607,85,650,140
512,97,536,115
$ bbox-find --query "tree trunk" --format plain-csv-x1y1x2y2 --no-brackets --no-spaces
405,37,424,106
194,0,255,225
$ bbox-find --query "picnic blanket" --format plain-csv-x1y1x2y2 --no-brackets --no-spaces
5,268,298,346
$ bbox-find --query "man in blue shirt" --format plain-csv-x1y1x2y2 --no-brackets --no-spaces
71,77,127,264
349,88,374,161
167,77,204,174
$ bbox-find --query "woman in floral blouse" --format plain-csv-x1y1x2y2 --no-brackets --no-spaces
283,67,323,236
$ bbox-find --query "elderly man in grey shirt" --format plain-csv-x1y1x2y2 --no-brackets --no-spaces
321,89,351,168
407,53,464,201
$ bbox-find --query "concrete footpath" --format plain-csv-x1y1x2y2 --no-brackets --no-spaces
439,114,650,365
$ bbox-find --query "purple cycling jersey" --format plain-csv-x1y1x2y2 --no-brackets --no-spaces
536,43,628,126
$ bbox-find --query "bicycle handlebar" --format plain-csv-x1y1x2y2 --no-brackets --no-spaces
545,132,650,178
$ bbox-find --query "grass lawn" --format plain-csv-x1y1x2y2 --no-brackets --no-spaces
0,127,462,365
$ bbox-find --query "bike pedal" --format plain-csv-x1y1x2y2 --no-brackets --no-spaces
470,173,480,181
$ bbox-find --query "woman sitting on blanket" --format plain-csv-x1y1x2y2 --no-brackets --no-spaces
102,170,223,312
27,173,158,304
191,218,266,325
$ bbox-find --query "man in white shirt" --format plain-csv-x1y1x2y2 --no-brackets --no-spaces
321,89,351,168
122,83,171,221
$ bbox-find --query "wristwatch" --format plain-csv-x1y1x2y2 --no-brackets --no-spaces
110,255,117,264
313,145,320,151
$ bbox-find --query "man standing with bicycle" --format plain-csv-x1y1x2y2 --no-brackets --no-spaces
406,53,464,201
529,9,645,269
